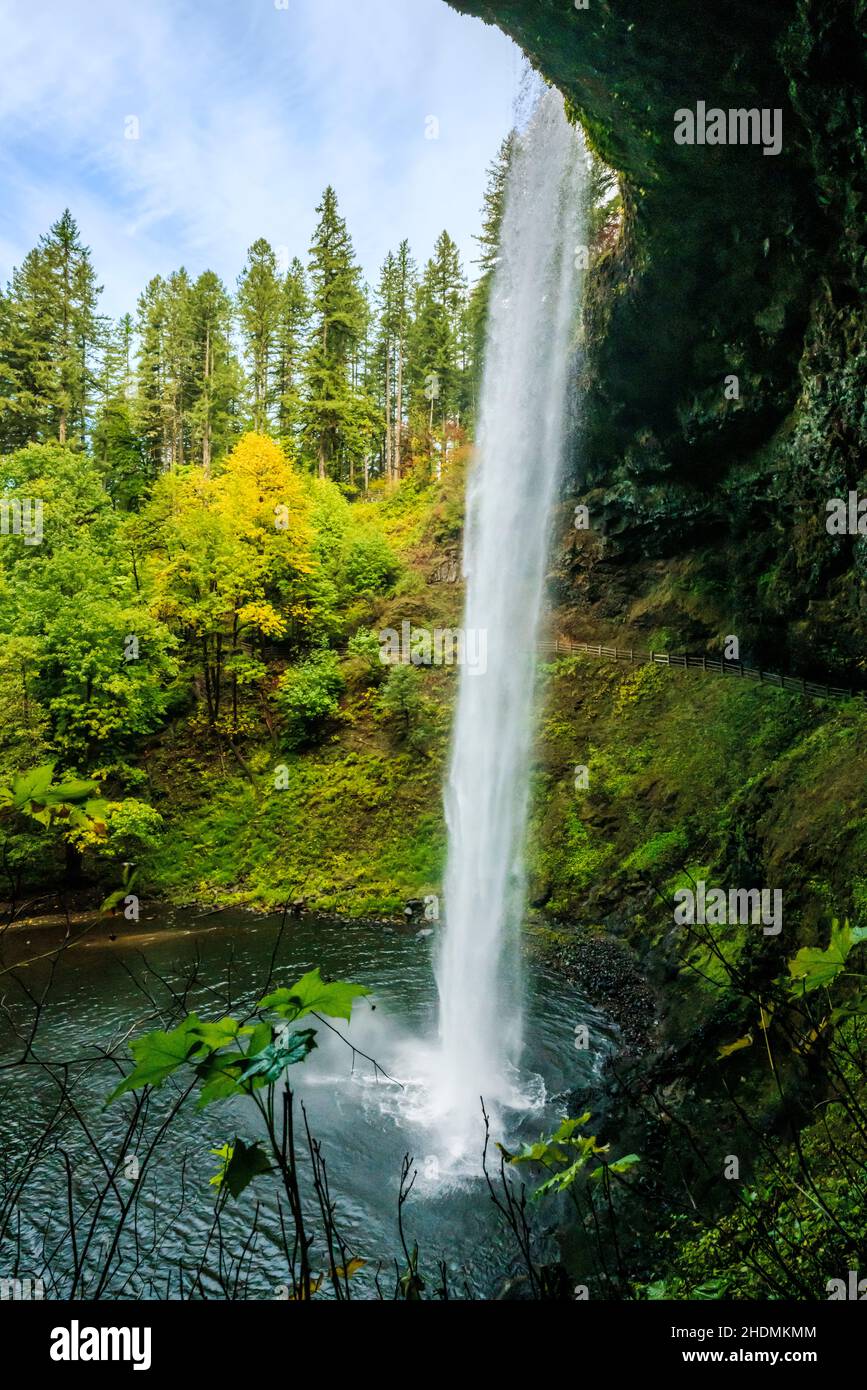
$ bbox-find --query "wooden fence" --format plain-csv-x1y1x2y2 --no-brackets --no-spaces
538,638,865,706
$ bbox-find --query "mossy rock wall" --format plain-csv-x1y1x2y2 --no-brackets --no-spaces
449,0,866,675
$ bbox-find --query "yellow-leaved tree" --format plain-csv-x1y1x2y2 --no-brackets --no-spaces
140,433,316,734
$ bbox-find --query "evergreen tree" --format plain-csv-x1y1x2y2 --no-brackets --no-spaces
374,251,399,484
236,239,281,435
134,276,169,477
467,131,516,387
410,231,468,472
92,314,143,507
373,241,417,486
274,258,309,453
392,240,417,482
0,288,19,448
345,282,381,491
0,210,102,449
302,187,367,482
188,270,240,474
161,268,196,469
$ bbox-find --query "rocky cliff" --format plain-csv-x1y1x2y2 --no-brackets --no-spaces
450,0,866,678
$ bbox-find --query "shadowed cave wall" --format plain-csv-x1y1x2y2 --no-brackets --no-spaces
449,0,866,678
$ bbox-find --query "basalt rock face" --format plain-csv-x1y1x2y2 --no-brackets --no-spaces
449,0,866,677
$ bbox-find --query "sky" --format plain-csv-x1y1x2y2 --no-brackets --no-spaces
0,0,522,317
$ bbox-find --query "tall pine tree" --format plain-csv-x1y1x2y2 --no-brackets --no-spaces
274,258,309,455
410,231,468,472
237,239,281,435
302,187,367,482
374,241,417,486
0,210,102,450
188,270,240,474
467,131,516,391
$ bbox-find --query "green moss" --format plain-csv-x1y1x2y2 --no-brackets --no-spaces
145,741,447,915
624,829,689,874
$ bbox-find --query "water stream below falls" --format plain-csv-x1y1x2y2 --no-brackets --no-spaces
0,910,616,1299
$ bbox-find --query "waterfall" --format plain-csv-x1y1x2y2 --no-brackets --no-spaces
433,87,587,1156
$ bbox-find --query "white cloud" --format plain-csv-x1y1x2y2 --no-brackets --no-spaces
0,0,520,315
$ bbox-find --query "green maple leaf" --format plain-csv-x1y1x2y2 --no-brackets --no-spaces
189,1017,241,1050
12,763,56,805
49,777,100,802
107,1014,211,1102
197,1055,246,1108
195,1025,316,1106
259,967,371,1023
241,1020,272,1055
210,1138,272,1199
239,1029,317,1082
787,919,867,994
590,1153,640,1179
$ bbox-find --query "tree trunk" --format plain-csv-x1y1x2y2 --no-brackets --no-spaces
384,346,392,484
64,840,84,888
395,347,404,483
202,324,212,476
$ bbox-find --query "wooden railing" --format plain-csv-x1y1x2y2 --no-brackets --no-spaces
538,638,865,706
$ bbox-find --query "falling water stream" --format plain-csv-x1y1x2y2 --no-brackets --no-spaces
434,87,587,1155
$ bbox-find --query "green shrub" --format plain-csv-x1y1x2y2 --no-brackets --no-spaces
341,531,400,596
276,650,345,748
345,628,387,688
375,665,433,750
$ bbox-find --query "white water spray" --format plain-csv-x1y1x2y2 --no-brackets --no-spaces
433,88,587,1155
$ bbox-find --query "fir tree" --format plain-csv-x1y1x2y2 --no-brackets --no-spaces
467,131,516,387
302,186,367,481
92,314,143,507
410,231,468,471
0,210,102,449
237,239,281,435
135,276,169,477
374,241,417,485
275,258,309,454
188,270,240,474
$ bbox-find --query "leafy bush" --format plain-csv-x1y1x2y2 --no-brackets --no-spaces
100,799,164,858
276,650,346,747
375,665,434,750
345,628,387,688
341,531,400,596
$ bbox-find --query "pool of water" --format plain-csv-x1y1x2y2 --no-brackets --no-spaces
0,907,617,1300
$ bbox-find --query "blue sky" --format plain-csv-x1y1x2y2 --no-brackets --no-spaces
0,0,521,317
